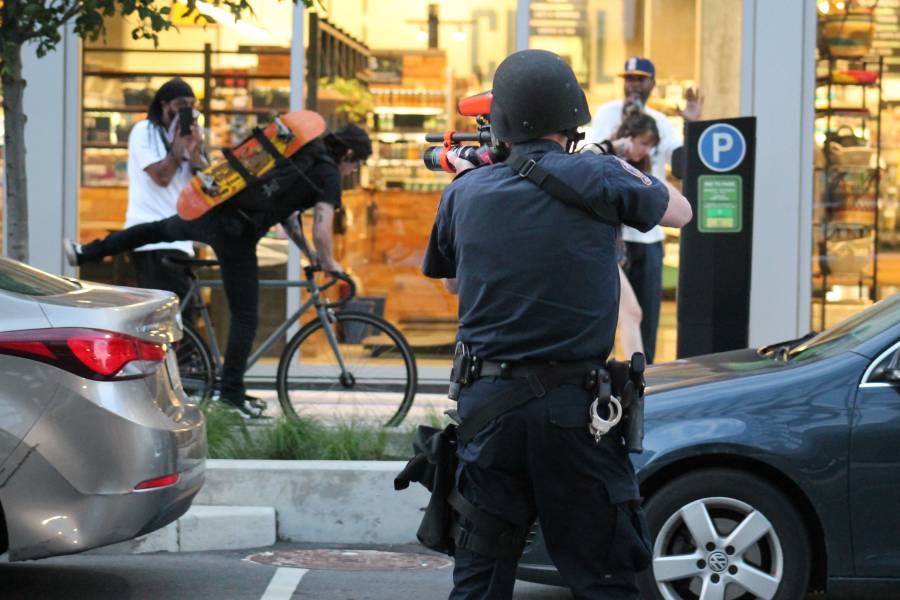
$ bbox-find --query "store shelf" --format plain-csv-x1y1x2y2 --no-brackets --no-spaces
83,107,147,113
816,80,877,88
815,107,872,118
377,132,427,143
83,106,284,116
814,165,877,172
83,142,128,150
373,106,443,115
373,159,424,167
84,70,289,81
814,54,884,331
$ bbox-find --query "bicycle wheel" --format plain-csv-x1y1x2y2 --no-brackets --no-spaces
276,311,417,427
174,323,215,401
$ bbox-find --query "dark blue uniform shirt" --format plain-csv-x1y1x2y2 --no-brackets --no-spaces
423,140,668,362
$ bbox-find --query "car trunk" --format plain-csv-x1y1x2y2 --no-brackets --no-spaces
35,282,182,345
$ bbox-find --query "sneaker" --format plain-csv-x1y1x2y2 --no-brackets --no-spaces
245,394,267,412
63,238,81,267
220,394,268,419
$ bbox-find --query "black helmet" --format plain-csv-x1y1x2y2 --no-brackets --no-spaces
328,123,373,161
490,50,591,143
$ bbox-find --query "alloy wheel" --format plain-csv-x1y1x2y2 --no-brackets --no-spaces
652,496,783,600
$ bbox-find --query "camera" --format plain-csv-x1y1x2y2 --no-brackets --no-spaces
422,92,509,173
178,106,194,137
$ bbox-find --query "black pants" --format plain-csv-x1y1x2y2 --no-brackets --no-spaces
623,241,663,364
450,377,651,600
79,208,260,397
130,249,193,302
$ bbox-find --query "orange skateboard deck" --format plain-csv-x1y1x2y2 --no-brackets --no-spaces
177,110,327,220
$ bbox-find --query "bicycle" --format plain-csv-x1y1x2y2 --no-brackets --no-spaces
168,256,418,427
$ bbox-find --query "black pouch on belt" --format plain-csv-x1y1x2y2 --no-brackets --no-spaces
607,353,646,454
393,423,459,555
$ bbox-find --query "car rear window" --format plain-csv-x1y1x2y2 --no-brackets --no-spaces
0,257,80,296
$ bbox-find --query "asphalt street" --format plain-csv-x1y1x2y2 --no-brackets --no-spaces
0,542,571,600
0,542,841,600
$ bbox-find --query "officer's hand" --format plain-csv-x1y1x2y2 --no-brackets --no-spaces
579,143,606,156
612,137,633,157
448,151,477,174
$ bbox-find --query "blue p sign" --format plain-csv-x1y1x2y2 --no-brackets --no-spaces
698,124,746,172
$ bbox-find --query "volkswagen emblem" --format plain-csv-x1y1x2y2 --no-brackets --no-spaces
707,551,728,573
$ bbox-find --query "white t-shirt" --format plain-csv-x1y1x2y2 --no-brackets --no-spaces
590,99,681,244
125,119,194,255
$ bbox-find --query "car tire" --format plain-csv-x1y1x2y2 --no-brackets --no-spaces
637,468,810,600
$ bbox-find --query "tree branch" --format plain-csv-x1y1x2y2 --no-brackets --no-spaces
58,1,85,25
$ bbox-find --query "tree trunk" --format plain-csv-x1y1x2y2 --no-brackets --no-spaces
2,41,29,263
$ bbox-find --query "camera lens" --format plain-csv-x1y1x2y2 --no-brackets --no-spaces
422,146,447,172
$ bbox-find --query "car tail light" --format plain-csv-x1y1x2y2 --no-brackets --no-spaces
134,473,180,491
0,328,166,380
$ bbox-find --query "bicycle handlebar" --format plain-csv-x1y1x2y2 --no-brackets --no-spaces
304,265,357,310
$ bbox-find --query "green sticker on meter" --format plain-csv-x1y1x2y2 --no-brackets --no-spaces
698,175,742,233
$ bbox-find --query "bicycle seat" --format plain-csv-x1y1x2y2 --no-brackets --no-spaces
163,256,220,268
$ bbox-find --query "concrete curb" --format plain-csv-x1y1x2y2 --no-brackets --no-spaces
99,505,276,554
194,459,428,545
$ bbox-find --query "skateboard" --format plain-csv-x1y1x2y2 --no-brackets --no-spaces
177,110,327,220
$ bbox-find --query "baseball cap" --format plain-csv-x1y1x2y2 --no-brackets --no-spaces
619,57,655,78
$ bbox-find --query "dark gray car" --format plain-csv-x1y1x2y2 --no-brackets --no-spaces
0,257,206,561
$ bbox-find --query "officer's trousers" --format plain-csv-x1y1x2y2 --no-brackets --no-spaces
450,377,651,600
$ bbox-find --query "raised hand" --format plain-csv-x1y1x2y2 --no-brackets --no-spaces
678,87,703,122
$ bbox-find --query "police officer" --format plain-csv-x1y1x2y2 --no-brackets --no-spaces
423,50,691,599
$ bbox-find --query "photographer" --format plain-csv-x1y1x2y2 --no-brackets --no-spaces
126,78,208,301
65,124,371,418
423,50,690,599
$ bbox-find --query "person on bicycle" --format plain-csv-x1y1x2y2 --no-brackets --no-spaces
423,49,691,598
65,123,372,418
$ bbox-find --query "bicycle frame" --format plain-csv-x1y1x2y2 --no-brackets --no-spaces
181,276,349,378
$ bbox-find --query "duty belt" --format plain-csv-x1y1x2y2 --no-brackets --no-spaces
448,343,646,451
451,358,612,445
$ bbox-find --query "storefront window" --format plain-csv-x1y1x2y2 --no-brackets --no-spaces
570,0,702,362
76,0,731,375
813,1,897,330
79,1,299,359
334,1,519,373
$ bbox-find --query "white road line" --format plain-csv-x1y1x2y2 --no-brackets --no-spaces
260,567,308,600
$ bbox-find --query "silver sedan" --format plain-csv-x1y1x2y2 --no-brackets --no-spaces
0,257,206,561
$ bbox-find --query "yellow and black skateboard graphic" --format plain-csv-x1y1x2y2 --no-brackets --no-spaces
177,110,327,221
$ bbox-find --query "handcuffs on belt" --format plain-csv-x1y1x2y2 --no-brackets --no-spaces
585,368,622,443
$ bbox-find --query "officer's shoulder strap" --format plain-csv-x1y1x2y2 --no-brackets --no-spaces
505,153,619,226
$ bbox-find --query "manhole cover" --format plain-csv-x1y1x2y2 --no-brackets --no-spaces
245,549,453,571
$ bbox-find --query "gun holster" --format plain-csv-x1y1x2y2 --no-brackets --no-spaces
606,353,647,453
448,341,477,401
